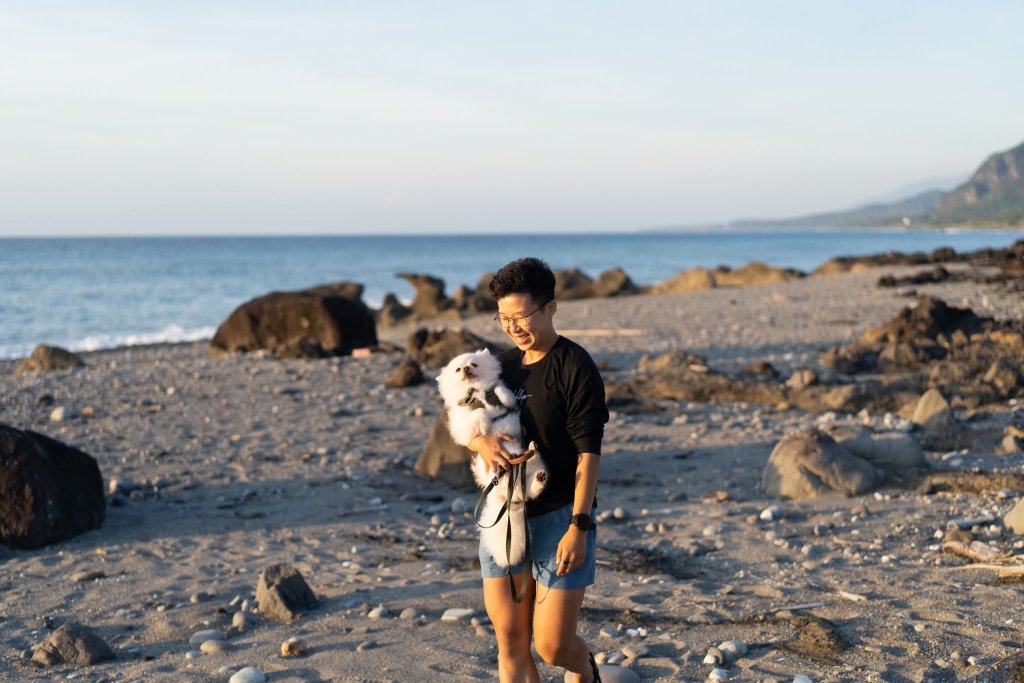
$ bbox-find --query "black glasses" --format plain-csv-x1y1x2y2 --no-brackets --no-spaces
494,302,547,328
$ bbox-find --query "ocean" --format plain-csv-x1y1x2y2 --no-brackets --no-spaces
1,229,1021,360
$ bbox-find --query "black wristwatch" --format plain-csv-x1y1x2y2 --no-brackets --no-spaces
569,513,595,531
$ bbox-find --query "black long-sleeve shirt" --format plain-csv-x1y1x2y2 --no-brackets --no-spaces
498,336,609,517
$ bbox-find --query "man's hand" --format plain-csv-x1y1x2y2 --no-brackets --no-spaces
468,436,520,473
556,526,588,576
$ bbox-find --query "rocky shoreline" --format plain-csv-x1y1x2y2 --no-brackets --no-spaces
2,244,1024,682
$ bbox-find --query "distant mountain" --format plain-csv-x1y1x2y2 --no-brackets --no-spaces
711,139,1024,230
728,189,944,230
931,140,1024,226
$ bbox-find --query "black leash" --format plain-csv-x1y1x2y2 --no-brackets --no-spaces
473,460,532,603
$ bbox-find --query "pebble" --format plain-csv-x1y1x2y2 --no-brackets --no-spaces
703,647,724,665
232,611,257,629
708,667,729,681
200,639,233,654
760,505,783,522
606,652,625,664
356,640,377,652
188,629,224,646
281,637,307,657
441,608,474,621
229,667,266,683
612,507,628,520
50,406,74,422
450,497,471,514
70,570,105,582
184,650,201,660
399,607,422,620
368,605,391,619
189,591,210,604
600,626,621,638
718,640,747,660
793,676,814,683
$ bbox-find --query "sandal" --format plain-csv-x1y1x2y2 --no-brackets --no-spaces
588,650,602,683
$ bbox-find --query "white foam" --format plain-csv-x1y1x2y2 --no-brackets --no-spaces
0,324,216,360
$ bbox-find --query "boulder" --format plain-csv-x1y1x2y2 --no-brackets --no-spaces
377,293,414,328
407,327,505,367
593,268,640,297
397,273,453,316
983,359,1023,393
14,344,85,376
452,284,497,313
713,261,803,287
832,429,927,470
32,623,115,666
384,358,424,388
649,268,716,294
414,413,476,489
741,360,781,379
554,268,596,300
786,369,818,391
911,389,953,432
762,430,882,499
1004,499,1024,535
256,563,318,621
0,424,105,549
210,284,377,358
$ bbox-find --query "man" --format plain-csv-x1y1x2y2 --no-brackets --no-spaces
468,257,608,683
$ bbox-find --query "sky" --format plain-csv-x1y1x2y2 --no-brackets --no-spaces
2,1,1023,236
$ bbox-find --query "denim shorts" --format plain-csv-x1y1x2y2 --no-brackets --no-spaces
479,503,597,590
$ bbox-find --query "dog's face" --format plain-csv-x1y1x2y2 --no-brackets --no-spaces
436,349,502,407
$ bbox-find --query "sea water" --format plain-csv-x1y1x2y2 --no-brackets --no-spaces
1,229,1020,359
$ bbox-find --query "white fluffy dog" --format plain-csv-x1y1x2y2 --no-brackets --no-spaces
436,349,547,567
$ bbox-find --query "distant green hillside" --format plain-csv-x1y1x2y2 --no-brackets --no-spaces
930,140,1024,226
713,139,1024,230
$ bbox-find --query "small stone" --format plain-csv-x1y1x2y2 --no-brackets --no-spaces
281,637,307,657
70,570,105,582
441,607,474,621
708,667,729,681
229,667,266,683
606,652,625,664
718,640,747,660
188,629,224,646
50,406,75,422
185,650,201,659
368,605,391,619
356,640,377,652
32,623,115,666
792,676,814,683
760,505,782,522
200,639,233,654
612,507,628,520
704,647,724,665
399,607,422,620
600,626,621,638
450,497,471,514
232,611,257,629
190,592,210,604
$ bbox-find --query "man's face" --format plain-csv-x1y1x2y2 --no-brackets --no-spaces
496,292,554,351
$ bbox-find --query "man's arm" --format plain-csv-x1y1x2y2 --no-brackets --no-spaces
573,452,600,515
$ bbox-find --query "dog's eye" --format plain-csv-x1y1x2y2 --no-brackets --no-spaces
470,363,477,367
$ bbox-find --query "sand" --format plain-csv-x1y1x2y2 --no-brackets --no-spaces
2,265,1024,683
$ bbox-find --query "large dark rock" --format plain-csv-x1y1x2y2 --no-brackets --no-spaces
407,327,505,367
377,292,414,328
762,430,882,499
14,344,85,376
385,358,424,388
414,413,475,489
554,268,596,300
32,623,115,666
397,273,454,316
210,283,377,359
0,424,105,549
256,563,318,621
593,267,641,297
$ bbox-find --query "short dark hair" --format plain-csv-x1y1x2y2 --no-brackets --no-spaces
488,257,556,304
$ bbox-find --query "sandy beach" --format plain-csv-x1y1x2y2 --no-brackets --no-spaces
3,262,1024,683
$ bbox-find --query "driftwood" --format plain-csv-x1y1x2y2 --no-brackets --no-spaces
949,563,1024,578
941,540,1011,563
